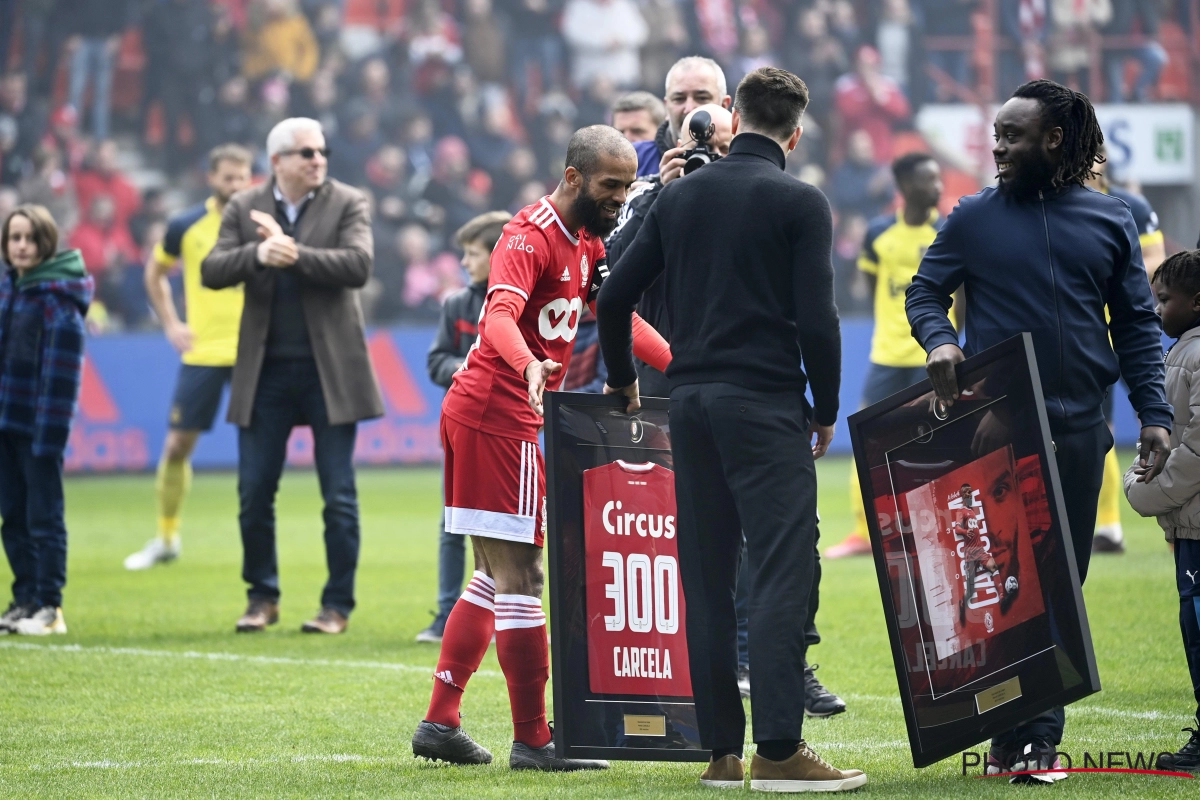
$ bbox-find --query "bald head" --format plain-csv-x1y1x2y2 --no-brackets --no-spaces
681,104,734,157
565,124,637,179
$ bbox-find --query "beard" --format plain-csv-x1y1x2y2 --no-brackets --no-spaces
571,186,619,239
998,151,1057,199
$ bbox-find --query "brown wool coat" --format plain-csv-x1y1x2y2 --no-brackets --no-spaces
201,178,384,428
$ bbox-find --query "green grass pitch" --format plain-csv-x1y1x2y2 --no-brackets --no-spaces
0,454,1196,798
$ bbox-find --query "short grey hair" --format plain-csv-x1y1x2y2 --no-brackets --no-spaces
664,57,727,100
611,91,667,126
266,117,323,158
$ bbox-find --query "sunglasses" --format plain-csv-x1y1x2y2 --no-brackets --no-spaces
279,147,332,160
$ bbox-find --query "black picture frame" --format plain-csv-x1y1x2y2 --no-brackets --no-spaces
848,333,1100,768
545,391,708,763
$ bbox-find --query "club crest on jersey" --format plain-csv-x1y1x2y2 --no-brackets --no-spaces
580,254,589,288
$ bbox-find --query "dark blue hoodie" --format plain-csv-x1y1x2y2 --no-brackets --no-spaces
906,183,1171,434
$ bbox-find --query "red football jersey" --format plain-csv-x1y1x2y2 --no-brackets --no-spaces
443,196,609,441
583,461,692,697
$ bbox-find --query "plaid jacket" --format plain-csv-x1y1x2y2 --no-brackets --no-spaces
0,249,93,457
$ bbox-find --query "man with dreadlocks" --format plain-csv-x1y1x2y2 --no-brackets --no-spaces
906,79,1173,784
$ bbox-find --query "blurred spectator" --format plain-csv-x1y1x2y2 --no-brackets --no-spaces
74,140,141,235
0,186,17,223
785,6,848,158
510,179,549,212
43,105,87,173
400,224,466,317
830,0,865,53
918,0,978,97
1,72,47,174
9,1,55,94
358,58,406,139
835,213,871,314
140,0,220,174
504,0,567,102
561,0,649,89
688,0,740,63
70,195,140,278
329,102,383,186
729,24,778,92
401,111,438,189
0,115,17,186
1000,0,1049,92
18,145,79,234
835,46,911,164
242,0,321,83
638,0,688,94
612,91,667,143
1047,0,1111,93
128,188,169,252
491,146,539,211
1104,0,1166,102
463,0,509,86
58,0,131,141
576,75,619,126
830,130,894,219
423,136,488,234
407,0,464,70
875,0,918,98
467,102,519,173
202,77,257,153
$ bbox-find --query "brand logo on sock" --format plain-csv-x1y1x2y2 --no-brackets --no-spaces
434,669,459,688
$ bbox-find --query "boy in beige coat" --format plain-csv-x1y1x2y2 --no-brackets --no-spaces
1124,249,1200,772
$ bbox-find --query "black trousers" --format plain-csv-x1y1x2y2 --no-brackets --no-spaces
992,420,1112,749
736,529,822,668
671,383,817,750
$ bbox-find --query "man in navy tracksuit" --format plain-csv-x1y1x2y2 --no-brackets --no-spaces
906,80,1172,784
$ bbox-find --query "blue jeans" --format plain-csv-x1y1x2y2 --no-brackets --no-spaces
237,358,360,616
0,432,67,608
1105,42,1168,102
67,37,114,141
436,475,466,620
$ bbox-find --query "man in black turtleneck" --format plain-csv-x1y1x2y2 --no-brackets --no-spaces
597,67,859,792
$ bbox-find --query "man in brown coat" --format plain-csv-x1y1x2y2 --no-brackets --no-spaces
202,117,384,635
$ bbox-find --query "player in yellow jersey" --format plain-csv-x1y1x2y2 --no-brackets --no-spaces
1086,145,1166,554
124,145,252,570
827,152,955,558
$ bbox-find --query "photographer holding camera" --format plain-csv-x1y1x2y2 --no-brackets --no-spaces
605,104,732,398
597,68,859,792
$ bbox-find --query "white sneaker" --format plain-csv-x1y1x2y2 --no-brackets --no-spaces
15,606,66,635
124,538,181,570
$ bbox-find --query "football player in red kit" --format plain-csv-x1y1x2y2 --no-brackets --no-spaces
955,483,998,624
411,126,673,771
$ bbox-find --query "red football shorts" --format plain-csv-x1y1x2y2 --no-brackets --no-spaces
442,414,546,547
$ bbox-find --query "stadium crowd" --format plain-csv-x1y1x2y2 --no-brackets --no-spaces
0,0,1188,330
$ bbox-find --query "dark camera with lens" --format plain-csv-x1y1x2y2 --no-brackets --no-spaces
683,110,722,175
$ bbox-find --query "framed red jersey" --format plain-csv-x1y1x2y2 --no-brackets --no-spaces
545,392,707,763
848,333,1098,768
583,460,692,697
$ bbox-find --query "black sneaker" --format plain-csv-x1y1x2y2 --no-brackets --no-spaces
510,725,609,771
738,664,751,699
416,611,448,643
0,601,35,634
1156,721,1200,772
803,663,846,718
412,720,493,765
1009,739,1067,784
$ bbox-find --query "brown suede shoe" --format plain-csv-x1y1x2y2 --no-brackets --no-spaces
700,754,745,788
301,607,348,634
235,599,279,633
750,742,866,792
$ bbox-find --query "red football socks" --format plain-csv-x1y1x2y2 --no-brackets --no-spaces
425,572,496,728
495,594,551,748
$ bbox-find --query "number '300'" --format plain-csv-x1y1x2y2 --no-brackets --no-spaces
601,552,679,634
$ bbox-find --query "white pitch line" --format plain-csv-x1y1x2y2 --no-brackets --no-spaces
23,754,401,772
0,640,502,678
0,643,1181,724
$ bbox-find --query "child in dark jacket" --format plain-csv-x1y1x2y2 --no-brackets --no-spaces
0,205,93,635
416,210,510,643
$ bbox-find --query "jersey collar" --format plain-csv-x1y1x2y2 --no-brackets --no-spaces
539,197,580,245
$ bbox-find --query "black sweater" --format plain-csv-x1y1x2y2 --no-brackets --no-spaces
597,133,842,425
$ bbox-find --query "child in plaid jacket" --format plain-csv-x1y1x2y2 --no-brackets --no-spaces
0,205,92,636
